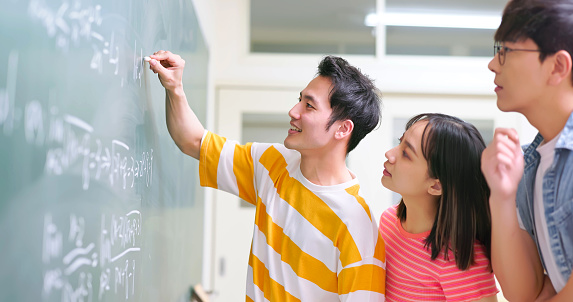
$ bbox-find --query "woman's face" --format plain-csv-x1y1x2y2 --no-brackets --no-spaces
381,121,437,199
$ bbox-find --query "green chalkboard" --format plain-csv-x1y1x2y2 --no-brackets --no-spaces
0,0,208,301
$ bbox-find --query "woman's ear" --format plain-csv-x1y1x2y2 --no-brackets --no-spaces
334,119,354,140
428,179,442,196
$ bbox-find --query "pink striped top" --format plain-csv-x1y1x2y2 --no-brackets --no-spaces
379,205,498,301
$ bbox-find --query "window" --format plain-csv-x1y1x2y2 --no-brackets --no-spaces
250,0,505,57
250,0,376,55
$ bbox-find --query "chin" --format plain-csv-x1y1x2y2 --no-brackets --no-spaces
283,138,292,148
283,141,298,151
380,178,390,189
496,98,517,113
496,103,512,112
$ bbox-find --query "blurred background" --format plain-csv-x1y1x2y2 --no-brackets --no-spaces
191,0,528,300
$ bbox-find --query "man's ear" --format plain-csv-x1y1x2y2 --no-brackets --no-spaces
548,50,572,86
428,179,442,196
334,119,354,140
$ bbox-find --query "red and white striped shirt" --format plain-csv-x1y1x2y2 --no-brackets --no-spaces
379,205,498,301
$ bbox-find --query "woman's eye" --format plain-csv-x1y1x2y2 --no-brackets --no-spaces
402,150,409,159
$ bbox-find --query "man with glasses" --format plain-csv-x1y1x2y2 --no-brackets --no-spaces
481,0,573,301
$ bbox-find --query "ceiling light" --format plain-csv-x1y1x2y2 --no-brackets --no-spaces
364,12,501,30
364,12,380,27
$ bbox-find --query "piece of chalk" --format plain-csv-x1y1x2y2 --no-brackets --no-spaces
144,56,151,62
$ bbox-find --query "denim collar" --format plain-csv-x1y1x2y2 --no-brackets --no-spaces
524,111,573,157
557,111,573,150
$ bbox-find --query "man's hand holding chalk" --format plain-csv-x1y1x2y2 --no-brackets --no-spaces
146,51,185,92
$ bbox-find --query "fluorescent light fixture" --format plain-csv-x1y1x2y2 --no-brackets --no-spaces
364,12,501,30
364,12,380,27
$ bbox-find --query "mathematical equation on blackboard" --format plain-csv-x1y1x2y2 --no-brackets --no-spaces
28,0,146,87
0,0,203,299
0,50,153,191
42,211,142,300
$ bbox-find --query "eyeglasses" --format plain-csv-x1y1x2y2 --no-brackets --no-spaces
494,42,541,65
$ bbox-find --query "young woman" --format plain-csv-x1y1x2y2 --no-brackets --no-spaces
379,113,498,301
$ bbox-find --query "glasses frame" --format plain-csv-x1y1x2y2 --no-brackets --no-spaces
494,42,541,65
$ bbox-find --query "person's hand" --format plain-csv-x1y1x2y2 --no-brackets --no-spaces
147,50,185,92
481,128,524,202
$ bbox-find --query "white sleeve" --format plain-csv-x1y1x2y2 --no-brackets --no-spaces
200,129,208,146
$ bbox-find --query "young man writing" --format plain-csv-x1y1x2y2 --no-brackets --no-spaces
147,50,385,301
481,0,573,301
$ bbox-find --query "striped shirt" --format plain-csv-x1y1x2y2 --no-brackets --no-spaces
200,131,386,301
379,205,498,301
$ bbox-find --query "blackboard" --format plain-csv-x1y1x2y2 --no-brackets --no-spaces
0,0,208,301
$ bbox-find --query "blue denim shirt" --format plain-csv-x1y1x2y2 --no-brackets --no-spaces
517,111,573,284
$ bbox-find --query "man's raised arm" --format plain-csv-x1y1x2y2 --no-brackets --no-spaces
481,128,544,301
148,50,204,160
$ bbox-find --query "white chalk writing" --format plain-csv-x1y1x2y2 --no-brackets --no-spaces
42,211,142,301
28,0,145,85
0,51,18,136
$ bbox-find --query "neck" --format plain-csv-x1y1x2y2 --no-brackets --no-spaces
299,149,352,186
401,196,438,234
524,90,573,141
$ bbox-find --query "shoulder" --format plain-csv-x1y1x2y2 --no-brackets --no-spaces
251,143,298,160
379,205,399,234
252,143,301,174
440,240,492,273
439,241,498,300
469,241,493,270
380,205,398,220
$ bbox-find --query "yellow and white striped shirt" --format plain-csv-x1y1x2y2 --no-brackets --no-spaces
200,131,386,301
